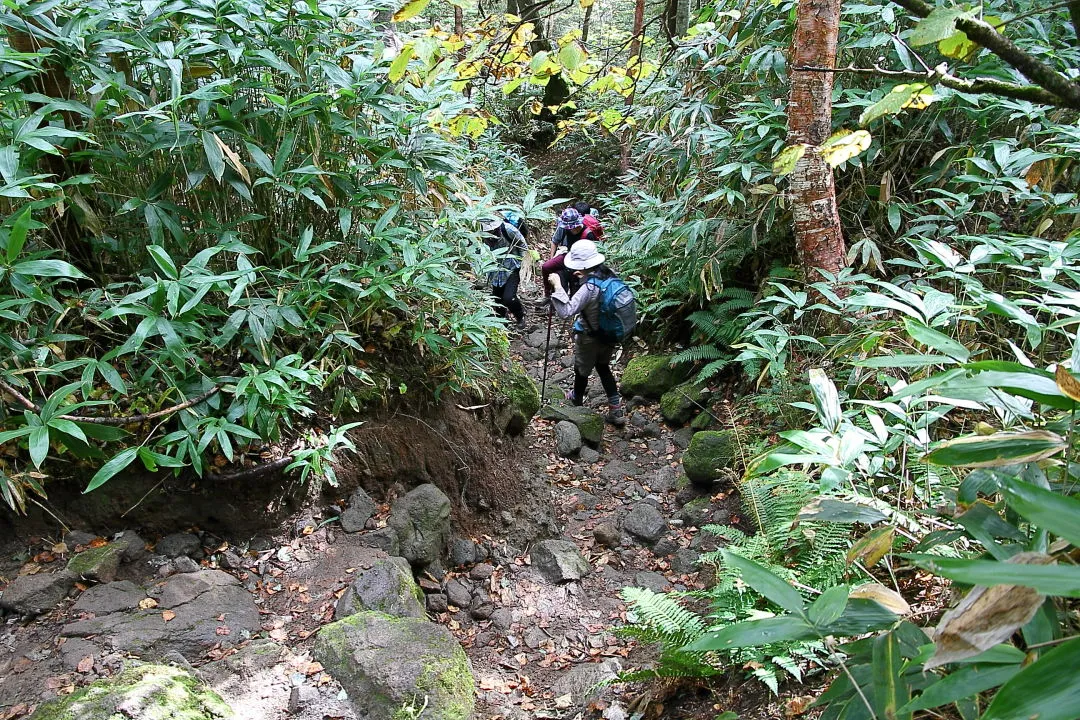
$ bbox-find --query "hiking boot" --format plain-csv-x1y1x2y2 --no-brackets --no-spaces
515,317,527,331
606,403,626,427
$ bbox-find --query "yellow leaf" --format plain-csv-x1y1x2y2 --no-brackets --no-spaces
580,0,595,7
772,143,807,176
819,129,871,167
847,526,894,567
138,597,159,610
213,134,250,185
389,45,415,83
849,583,911,616
1056,364,1080,402
392,0,432,22
162,609,176,622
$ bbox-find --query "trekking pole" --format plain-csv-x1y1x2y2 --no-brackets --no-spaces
540,304,554,405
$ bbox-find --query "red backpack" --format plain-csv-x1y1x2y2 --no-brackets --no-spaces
582,213,604,240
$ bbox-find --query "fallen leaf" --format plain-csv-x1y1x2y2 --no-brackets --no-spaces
215,626,231,636
849,583,911,615
138,598,159,610
305,661,324,675
162,610,176,622
76,656,94,673
554,693,572,708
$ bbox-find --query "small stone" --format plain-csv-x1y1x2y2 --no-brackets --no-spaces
643,423,662,438
444,579,472,609
672,428,694,449
531,539,590,583
670,549,700,575
64,531,97,548
339,507,369,533
593,522,621,548
112,532,148,563
172,557,200,574
469,563,495,581
579,447,600,464
426,593,448,614
623,503,668,545
565,491,599,511
219,550,244,570
629,412,648,428
449,537,478,567
500,511,514,526
469,596,494,620
358,527,400,555
652,538,678,557
155,533,201,559
634,571,669,593
554,421,583,458
348,486,376,517
67,544,123,583
647,439,667,454
490,608,513,632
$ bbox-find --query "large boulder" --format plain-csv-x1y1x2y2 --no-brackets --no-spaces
314,611,475,720
498,363,541,435
29,664,232,720
531,540,590,583
682,430,737,487
620,355,687,399
335,557,425,620
659,381,711,425
540,405,603,445
61,570,260,661
340,487,377,533
0,570,75,615
389,484,452,569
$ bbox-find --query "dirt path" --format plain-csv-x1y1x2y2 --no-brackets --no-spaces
0,286,725,720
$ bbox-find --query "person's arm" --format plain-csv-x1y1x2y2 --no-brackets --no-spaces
503,222,525,256
548,275,596,320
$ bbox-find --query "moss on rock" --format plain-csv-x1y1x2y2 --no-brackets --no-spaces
499,363,540,435
682,430,737,487
314,611,475,720
620,355,687,399
659,381,710,425
539,404,603,445
30,664,232,720
66,544,123,583
690,410,714,430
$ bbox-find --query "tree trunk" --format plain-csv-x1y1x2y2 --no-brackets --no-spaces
675,0,690,37
787,0,846,284
619,0,646,172
582,3,593,43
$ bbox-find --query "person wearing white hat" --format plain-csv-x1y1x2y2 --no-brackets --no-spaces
547,240,626,427
482,217,527,330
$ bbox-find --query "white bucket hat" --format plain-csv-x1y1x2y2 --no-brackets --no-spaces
564,240,605,270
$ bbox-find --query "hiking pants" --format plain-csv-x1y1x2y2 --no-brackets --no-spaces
572,332,620,404
492,269,524,322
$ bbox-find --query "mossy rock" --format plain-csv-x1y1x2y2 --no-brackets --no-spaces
66,544,123,583
682,430,737,487
690,410,714,431
539,404,603,445
620,355,687,399
30,664,232,720
314,611,475,720
498,364,540,435
659,381,710,425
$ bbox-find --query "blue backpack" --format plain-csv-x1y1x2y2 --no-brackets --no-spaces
587,276,637,343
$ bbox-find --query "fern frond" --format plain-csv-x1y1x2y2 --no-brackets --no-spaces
672,344,726,365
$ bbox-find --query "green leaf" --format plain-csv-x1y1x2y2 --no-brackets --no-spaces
797,498,888,524
906,555,1080,597
909,4,979,46
84,447,139,493
389,44,415,83
721,549,806,615
903,319,970,361
683,615,816,651
808,368,842,432
392,0,432,22
0,426,33,445
772,144,807,176
859,83,937,126
923,431,1065,468
201,130,225,182
11,259,88,279
28,425,49,468
1002,478,1080,548
871,632,910,720
147,245,179,280
902,663,1019,713
809,585,849,628
855,354,956,368
938,30,979,60
981,637,1080,720
6,206,31,262
47,418,87,444
558,42,585,71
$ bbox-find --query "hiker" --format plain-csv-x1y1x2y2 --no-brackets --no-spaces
483,217,527,330
547,240,636,427
573,201,604,241
542,207,599,297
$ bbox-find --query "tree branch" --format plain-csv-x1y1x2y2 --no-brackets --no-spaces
0,380,221,426
1071,1,1080,48
892,0,1080,108
794,63,1078,108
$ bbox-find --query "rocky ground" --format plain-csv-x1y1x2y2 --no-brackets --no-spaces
0,289,764,720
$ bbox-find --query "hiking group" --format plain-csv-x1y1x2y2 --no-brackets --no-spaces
481,201,636,428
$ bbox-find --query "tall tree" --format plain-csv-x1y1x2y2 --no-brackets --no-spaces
620,0,646,172
786,0,846,283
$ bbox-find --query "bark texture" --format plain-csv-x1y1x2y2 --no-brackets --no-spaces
620,0,646,172
787,0,846,282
